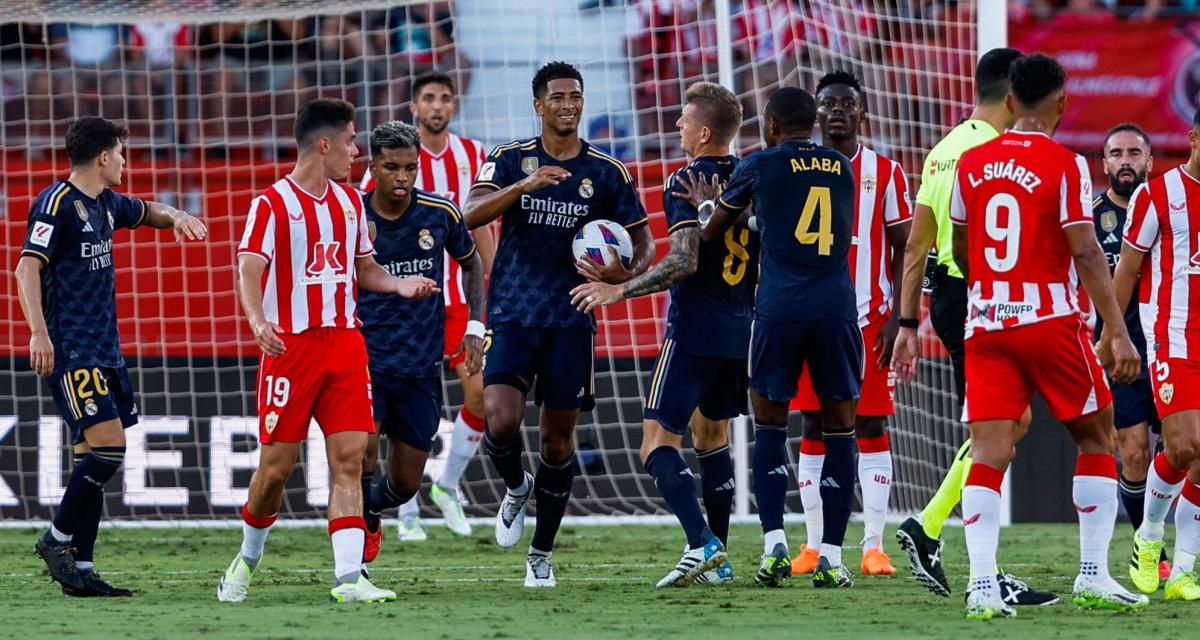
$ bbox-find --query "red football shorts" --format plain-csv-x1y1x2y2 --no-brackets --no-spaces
791,317,894,416
444,304,468,370
963,315,1111,424
256,327,375,444
1148,356,1200,420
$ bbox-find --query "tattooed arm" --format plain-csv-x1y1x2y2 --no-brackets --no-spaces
570,227,699,313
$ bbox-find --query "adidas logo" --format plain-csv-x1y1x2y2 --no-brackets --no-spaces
83,222,94,232
679,469,694,477
768,465,788,477
714,479,735,492
820,477,839,489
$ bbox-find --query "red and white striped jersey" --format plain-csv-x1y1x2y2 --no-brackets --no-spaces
950,130,1093,338
849,145,912,326
238,177,373,334
359,131,484,312
1124,166,1200,360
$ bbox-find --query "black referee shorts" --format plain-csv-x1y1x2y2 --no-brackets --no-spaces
929,266,967,413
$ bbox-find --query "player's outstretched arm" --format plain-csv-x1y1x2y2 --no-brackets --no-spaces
463,166,571,230
14,256,53,376
143,201,207,242
237,255,285,357
570,226,697,313
455,251,486,375
891,203,937,384
354,255,441,298
1065,224,1139,384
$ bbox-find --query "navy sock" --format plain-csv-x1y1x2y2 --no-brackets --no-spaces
820,432,857,548
52,447,123,539
531,454,577,553
483,427,527,490
1119,474,1146,531
697,445,734,546
646,446,712,549
367,475,412,517
752,425,789,534
70,451,102,565
362,470,379,531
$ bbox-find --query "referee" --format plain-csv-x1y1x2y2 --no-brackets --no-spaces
890,47,1055,607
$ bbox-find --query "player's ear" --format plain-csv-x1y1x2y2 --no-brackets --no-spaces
1056,91,1067,118
1005,93,1015,115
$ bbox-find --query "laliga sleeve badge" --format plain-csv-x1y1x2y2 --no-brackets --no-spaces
84,398,99,417
579,178,594,199
521,157,539,175
418,228,435,250
264,411,279,434
1160,383,1174,405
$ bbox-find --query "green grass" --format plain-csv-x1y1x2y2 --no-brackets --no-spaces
0,522,1192,639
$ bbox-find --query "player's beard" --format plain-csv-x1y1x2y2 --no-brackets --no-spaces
420,116,447,135
1108,168,1146,198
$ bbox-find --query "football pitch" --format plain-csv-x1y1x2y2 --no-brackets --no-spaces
0,523,1191,639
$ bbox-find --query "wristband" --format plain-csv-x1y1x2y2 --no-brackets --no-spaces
465,320,486,339
898,317,919,329
697,199,716,228
747,215,759,232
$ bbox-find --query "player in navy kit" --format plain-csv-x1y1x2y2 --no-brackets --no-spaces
704,87,862,588
570,81,752,587
1091,123,1167,577
463,61,655,587
356,121,484,566
16,116,207,596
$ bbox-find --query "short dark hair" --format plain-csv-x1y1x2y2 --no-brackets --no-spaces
294,98,356,148
532,61,583,99
684,81,742,145
413,70,455,98
765,87,817,132
815,70,863,98
1008,53,1066,109
65,116,128,167
1105,122,1152,154
975,47,1023,104
369,120,421,157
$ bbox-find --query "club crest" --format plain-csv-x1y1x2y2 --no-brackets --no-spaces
862,176,876,194
1160,382,1175,405
579,178,594,199
264,411,279,434
418,228,435,250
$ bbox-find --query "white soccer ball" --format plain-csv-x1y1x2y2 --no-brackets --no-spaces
572,219,634,269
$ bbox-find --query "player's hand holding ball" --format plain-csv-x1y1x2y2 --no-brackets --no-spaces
520,166,571,193
394,276,440,299
29,332,54,377
170,208,208,242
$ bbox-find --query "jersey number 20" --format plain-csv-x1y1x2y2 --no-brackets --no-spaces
795,187,834,256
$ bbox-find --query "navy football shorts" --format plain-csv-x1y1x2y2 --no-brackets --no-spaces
483,324,596,411
371,371,443,453
643,338,747,435
48,366,138,445
749,318,863,404
1112,376,1160,431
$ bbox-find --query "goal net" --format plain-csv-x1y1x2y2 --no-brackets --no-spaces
0,0,985,525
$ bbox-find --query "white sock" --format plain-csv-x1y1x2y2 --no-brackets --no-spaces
75,560,94,572
1073,474,1117,580
858,450,892,550
241,521,271,564
50,525,72,543
763,528,787,554
438,411,483,492
962,485,1000,581
1141,455,1186,542
797,452,824,549
511,473,531,496
398,495,420,520
1173,484,1200,578
820,543,843,567
331,527,365,582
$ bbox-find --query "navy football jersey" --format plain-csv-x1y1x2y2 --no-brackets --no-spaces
718,141,856,324
358,190,476,378
20,181,146,374
1092,190,1148,376
474,137,648,329
663,155,758,358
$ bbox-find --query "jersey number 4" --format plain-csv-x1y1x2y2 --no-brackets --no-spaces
795,187,834,255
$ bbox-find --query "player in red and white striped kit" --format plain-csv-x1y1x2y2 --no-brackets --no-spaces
790,71,911,578
217,99,438,604
360,71,494,541
950,55,1146,618
1114,107,1200,601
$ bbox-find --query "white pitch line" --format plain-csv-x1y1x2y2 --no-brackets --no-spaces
1,563,648,579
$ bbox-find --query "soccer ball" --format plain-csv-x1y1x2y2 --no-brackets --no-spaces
572,219,634,269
